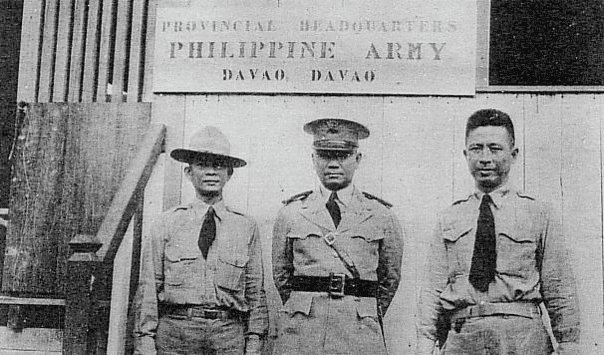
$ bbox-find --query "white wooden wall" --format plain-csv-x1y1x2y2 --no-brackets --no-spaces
149,93,604,354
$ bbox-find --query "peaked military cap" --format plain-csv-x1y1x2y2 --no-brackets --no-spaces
170,126,247,167
304,118,370,151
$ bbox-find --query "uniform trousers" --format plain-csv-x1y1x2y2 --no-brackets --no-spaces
443,313,553,355
274,293,386,355
156,313,245,355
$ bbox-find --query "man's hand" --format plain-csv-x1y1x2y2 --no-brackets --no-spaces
555,342,581,355
245,334,263,354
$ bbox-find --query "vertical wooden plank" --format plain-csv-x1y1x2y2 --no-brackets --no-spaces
142,0,158,102
2,103,69,293
3,103,152,295
52,0,74,102
81,0,102,102
152,95,186,209
382,97,459,354
601,94,604,351
37,0,60,102
242,95,316,342
63,234,101,355
17,1,45,102
67,0,89,102
111,0,131,102
127,0,146,102
107,216,135,355
475,0,491,88
524,95,563,210
560,94,604,354
97,0,117,102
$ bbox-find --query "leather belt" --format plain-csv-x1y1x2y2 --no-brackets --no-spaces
162,305,241,320
451,302,540,322
291,274,378,298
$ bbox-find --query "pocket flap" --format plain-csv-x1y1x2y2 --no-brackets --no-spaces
219,254,248,267
348,225,384,242
499,227,534,243
283,291,313,316
285,232,309,240
356,297,378,319
165,245,200,262
287,224,322,240
442,224,473,242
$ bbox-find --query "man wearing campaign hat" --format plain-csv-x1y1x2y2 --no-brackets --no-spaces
272,118,404,354
133,126,268,355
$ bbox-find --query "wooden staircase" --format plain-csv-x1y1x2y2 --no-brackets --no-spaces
0,103,165,354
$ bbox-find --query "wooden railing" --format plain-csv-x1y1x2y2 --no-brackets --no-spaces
64,123,165,354
18,0,158,103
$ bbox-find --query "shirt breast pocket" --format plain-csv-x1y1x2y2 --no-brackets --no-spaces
286,225,323,256
442,224,473,274
164,246,200,286
215,255,248,291
497,227,538,277
349,225,383,255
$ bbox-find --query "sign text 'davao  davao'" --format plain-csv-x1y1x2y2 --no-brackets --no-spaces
153,0,477,95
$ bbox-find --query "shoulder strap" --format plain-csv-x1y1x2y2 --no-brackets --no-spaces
323,232,361,279
282,190,313,205
362,192,393,208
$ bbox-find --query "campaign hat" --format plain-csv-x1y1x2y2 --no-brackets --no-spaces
170,126,246,167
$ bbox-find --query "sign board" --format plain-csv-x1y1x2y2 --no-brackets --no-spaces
153,0,477,95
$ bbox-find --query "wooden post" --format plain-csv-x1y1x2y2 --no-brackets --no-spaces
63,234,102,355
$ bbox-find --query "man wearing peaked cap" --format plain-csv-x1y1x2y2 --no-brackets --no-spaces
272,118,404,354
134,126,268,355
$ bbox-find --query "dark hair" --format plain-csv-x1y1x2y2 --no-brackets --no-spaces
465,109,515,146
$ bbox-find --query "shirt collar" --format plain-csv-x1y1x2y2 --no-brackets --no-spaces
319,183,355,208
191,198,226,221
473,183,514,209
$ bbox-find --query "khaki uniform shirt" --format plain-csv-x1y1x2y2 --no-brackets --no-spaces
416,185,580,354
133,199,268,354
272,186,403,354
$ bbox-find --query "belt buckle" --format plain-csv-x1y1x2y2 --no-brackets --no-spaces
475,302,488,317
203,309,222,320
323,232,336,246
329,272,345,298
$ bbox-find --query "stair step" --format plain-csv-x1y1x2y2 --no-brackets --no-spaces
0,296,64,306
0,326,62,353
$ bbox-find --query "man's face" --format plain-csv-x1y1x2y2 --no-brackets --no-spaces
312,149,362,191
464,126,518,192
185,159,232,197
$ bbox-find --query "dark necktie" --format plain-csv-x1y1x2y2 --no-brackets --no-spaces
198,206,216,259
326,191,341,228
469,194,496,292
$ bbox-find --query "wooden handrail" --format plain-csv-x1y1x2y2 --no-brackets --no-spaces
95,123,166,262
64,123,165,355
